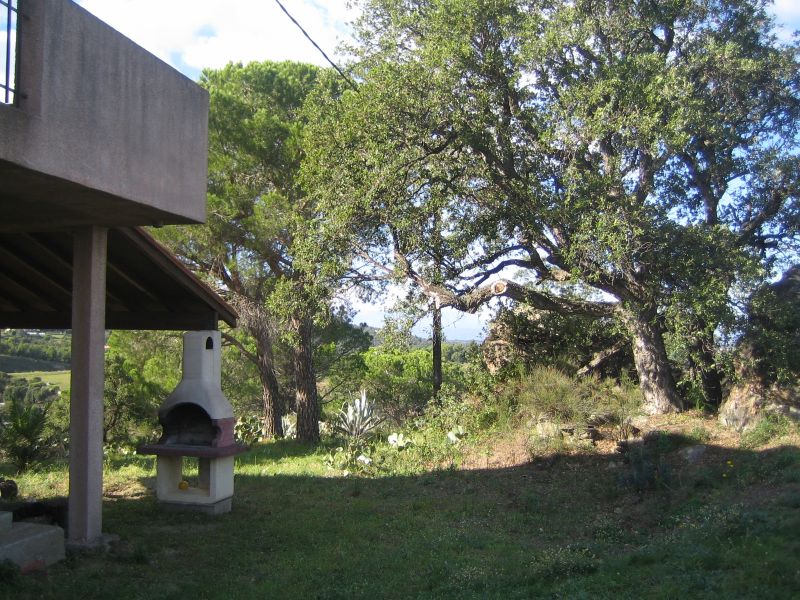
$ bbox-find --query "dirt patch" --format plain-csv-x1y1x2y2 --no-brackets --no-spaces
459,411,792,473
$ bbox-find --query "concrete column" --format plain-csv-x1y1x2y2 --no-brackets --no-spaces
68,227,107,546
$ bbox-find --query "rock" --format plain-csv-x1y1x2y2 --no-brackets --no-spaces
720,381,799,431
618,417,643,439
718,380,765,431
0,480,18,500
719,265,800,431
680,445,707,464
587,412,615,427
535,421,562,440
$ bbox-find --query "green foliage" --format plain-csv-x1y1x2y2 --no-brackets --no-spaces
360,347,435,422
745,273,800,385
492,308,633,376
155,60,342,441
740,414,796,449
313,312,372,406
106,331,180,395
235,414,263,445
341,345,476,424
0,394,50,472
508,366,643,430
0,375,59,406
305,0,800,414
103,353,161,447
0,329,71,366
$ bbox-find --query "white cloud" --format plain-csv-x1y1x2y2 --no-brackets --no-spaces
771,0,800,42
773,0,800,21
76,0,358,78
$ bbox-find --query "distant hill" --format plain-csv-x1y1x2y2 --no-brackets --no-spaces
0,354,68,373
0,329,71,372
356,324,479,348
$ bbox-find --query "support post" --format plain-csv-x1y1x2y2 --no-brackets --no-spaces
68,227,107,546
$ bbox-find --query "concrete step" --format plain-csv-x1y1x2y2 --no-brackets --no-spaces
0,521,65,572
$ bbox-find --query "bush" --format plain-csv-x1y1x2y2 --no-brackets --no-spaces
0,396,50,472
508,366,642,430
740,414,795,449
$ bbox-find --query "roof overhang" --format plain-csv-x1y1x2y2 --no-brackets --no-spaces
0,226,236,330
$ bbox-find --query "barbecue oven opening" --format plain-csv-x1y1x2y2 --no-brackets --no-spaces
161,403,218,446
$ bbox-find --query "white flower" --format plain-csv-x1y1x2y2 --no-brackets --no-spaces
356,454,372,465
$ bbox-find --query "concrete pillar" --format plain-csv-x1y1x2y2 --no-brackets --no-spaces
68,227,107,546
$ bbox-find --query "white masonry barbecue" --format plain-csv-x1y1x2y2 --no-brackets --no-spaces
138,331,246,514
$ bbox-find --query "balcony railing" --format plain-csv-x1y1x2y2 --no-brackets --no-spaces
1,0,18,104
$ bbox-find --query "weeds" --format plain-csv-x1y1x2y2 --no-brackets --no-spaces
740,413,795,448
529,545,600,580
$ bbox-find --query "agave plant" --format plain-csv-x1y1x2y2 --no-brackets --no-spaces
281,414,297,439
336,390,383,442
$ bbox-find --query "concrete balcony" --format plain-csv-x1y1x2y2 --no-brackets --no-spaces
0,0,209,231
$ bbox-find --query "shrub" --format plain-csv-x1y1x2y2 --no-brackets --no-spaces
336,390,383,442
740,414,795,449
235,414,263,445
0,396,50,472
510,366,643,429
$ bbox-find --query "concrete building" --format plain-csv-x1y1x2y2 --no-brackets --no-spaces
0,0,235,549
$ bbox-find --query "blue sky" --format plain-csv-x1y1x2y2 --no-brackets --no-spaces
73,0,800,341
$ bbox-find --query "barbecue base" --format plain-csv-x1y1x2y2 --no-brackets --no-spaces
155,455,235,514
160,497,232,515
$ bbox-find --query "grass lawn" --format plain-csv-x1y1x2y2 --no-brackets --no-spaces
3,415,800,599
8,370,71,391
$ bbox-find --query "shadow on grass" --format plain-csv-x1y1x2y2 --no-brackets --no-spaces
242,437,339,461
8,438,800,600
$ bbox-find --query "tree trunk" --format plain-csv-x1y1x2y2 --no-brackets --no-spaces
253,329,283,438
432,304,443,396
621,306,683,414
688,329,723,408
292,316,320,443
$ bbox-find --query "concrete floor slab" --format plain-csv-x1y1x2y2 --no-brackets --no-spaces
0,522,65,571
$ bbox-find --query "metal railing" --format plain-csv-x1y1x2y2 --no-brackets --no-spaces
1,0,18,104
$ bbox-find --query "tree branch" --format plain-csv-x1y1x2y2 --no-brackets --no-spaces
221,331,258,365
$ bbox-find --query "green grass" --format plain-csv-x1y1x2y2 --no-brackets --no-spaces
4,430,800,599
8,370,71,391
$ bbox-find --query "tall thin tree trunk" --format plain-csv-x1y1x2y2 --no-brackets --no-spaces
253,330,283,438
292,316,320,443
432,304,443,396
621,306,683,414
